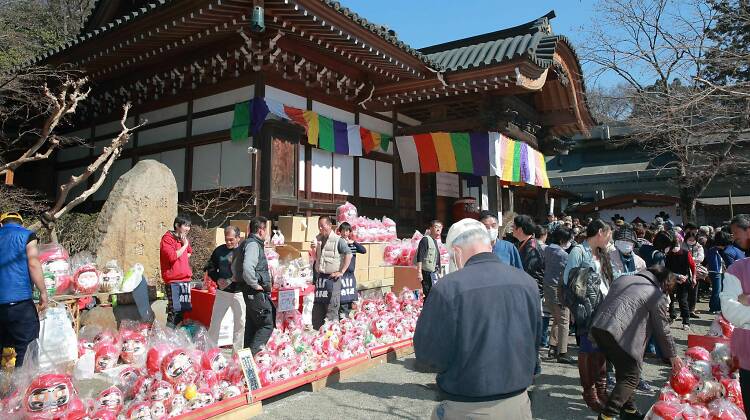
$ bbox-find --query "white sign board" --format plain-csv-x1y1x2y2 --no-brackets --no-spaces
436,172,460,198
277,288,300,312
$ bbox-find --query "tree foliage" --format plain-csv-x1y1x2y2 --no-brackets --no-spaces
0,0,94,69
580,0,750,222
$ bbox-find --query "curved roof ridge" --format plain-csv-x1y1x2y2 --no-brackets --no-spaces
418,10,556,55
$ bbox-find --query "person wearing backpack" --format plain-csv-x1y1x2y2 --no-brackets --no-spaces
590,266,683,420
543,227,575,365
562,219,613,414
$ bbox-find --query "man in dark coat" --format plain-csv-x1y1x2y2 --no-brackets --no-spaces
415,219,539,420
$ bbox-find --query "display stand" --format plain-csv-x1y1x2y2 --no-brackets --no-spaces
391,266,420,292
51,292,114,333
183,289,215,327
687,334,730,351
172,394,262,419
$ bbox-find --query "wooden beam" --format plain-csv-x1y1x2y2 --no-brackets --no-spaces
396,117,482,135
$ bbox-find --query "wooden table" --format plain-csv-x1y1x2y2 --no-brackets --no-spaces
51,292,114,333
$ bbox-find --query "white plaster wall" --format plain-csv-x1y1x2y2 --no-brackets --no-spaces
192,85,254,113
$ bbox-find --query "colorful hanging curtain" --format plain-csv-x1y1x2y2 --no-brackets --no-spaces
395,132,551,188
230,98,268,142
256,97,392,157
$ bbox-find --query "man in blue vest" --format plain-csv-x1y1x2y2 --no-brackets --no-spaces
0,212,48,367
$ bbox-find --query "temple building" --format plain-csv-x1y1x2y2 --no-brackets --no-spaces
28,0,594,232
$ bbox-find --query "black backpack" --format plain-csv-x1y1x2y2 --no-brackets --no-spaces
563,265,603,333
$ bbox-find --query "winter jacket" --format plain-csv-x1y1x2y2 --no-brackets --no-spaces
609,249,646,280
160,231,193,283
518,237,544,295
590,270,676,364
721,259,750,370
665,250,696,282
706,247,726,274
683,243,705,264
543,245,567,287
414,252,540,401
724,245,745,268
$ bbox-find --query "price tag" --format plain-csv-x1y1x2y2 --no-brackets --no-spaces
236,348,261,396
277,288,299,312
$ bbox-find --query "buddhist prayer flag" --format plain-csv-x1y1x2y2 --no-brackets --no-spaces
347,125,363,156
231,98,551,187
360,127,375,154
317,115,334,151
380,134,392,152
470,132,491,176
414,133,440,173
395,131,551,188
333,120,349,155
251,97,269,136
395,136,420,173
450,132,473,174
230,101,251,142
256,97,392,156
303,111,320,147
432,132,457,173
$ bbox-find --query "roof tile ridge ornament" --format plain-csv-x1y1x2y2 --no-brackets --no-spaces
531,10,556,35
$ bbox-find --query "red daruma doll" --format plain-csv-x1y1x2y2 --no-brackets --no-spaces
24,374,76,419
161,349,197,386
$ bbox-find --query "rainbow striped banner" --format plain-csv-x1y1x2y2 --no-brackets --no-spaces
395,132,550,188
257,98,391,156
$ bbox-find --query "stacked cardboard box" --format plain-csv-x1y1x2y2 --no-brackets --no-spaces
356,243,394,293
278,216,307,243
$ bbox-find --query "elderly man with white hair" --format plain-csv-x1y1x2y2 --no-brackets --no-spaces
414,218,540,420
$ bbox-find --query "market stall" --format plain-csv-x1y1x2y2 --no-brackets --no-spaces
644,314,745,419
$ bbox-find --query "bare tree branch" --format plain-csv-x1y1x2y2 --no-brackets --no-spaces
28,103,146,232
179,185,256,227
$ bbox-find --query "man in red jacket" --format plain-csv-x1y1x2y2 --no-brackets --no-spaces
160,215,193,327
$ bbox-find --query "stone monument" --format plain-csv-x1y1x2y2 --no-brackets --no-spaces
93,160,178,284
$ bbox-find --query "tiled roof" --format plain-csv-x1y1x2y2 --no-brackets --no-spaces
419,11,565,72
321,0,439,68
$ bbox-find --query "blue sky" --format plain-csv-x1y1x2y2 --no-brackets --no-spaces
339,0,619,87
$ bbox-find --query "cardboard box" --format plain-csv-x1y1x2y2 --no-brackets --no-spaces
275,244,303,261
278,216,307,243
354,269,369,285
229,219,251,235
212,227,225,248
383,266,394,279
368,266,384,281
286,241,312,251
393,266,420,292
357,276,394,291
306,216,320,242
367,243,385,268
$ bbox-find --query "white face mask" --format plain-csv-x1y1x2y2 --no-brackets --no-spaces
487,228,499,241
615,240,634,255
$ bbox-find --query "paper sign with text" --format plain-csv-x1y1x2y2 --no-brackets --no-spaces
277,288,299,312
236,348,261,396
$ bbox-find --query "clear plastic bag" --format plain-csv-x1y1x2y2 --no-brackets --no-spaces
38,243,72,295
119,263,144,293
35,306,78,371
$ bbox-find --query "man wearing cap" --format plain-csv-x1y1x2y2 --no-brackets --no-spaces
415,219,539,419
0,212,48,367
610,224,646,280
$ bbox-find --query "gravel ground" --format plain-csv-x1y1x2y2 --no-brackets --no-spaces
258,303,714,420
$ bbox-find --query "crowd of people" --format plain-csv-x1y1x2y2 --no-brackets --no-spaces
414,212,750,420
4,207,750,419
